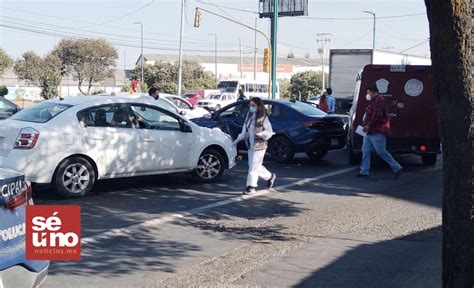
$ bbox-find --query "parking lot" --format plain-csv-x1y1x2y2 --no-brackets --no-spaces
35,149,442,288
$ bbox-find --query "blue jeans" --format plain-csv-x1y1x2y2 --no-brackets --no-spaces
360,133,402,175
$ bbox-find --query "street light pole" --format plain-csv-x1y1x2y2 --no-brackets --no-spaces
178,0,186,96
363,10,376,50
209,33,218,83
133,22,144,85
317,33,331,91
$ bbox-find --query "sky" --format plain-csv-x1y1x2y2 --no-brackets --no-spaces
0,0,430,70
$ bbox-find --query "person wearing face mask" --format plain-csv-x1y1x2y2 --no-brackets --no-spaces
233,97,276,195
358,85,402,178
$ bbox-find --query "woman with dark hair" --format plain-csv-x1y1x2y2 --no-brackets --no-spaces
233,97,276,195
318,92,329,113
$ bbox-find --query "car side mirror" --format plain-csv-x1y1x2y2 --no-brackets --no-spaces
179,110,187,116
181,121,192,133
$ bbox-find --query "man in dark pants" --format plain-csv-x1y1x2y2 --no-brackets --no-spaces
358,85,402,178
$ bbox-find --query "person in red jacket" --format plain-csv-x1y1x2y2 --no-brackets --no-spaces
131,77,140,94
358,85,402,178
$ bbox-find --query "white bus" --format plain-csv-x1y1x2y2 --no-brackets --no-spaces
216,79,280,99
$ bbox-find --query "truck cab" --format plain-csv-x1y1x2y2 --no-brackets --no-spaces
347,65,440,166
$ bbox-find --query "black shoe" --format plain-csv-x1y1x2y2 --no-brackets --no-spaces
243,186,257,195
267,173,276,189
356,173,369,178
394,169,402,179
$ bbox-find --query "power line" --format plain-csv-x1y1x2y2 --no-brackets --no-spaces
196,0,258,15
298,12,426,21
399,39,430,53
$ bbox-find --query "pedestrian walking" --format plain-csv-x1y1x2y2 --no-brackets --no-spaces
131,77,140,94
326,88,336,114
318,92,329,113
237,88,247,101
233,97,276,195
148,87,159,100
358,85,402,178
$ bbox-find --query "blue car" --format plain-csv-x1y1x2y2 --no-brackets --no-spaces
0,168,49,287
192,99,346,162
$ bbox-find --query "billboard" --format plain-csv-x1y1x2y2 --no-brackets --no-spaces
259,0,308,18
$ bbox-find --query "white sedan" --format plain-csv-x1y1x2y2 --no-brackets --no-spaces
197,93,237,111
161,94,209,119
0,96,237,198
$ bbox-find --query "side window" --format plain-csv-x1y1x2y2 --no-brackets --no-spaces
219,103,249,118
221,95,227,101
265,104,283,119
131,105,181,131
0,98,15,112
78,104,132,128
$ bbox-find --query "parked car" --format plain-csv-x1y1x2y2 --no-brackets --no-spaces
0,97,20,119
162,95,209,119
0,167,49,287
139,94,207,120
182,92,204,106
192,99,346,162
196,93,237,111
0,96,237,198
347,65,440,166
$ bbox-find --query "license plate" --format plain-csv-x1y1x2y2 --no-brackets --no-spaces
331,139,339,146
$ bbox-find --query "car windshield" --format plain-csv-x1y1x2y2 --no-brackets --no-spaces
286,101,327,117
10,102,71,123
0,97,16,112
217,81,238,93
156,98,178,112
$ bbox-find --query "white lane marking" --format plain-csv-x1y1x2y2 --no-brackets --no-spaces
81,167,357,245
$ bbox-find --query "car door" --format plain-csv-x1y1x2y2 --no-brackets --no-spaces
217,101,250,141
77,103,141,176
130,104,193,172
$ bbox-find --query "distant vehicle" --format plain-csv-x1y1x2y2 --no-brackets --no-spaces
0,96,237,198
0,167,49,287
307,96,320,106
216,79,280,99
162,95,209,119
196,93,237,111
347,64,440,166
0,97,20,119
182,92,204,106
192,99,346,162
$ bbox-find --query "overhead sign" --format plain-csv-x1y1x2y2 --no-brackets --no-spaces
259,0,308,18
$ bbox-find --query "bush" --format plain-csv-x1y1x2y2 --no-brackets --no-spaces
0,85,8,97
91,89,105,95
121,84,131,92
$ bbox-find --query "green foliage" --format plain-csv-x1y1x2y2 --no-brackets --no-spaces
133,60,216,95
91,89,105,95
0,49,12,75
121,84,131,92
14,51,61,99
289,71,323,101
0,85,8,97
54,38,118,95
278,79,291,99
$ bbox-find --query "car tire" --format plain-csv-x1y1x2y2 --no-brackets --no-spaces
306,148,328,160
348,143,362,165
193,148,226,182
268,136,294,163
421,153,437,166
53,157,96,198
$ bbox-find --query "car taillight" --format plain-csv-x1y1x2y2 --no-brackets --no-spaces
5,181,32,210
302,120,325,128
420,145,427,152
14,128,39,149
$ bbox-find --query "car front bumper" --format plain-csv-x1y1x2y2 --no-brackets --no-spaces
0,265,48,288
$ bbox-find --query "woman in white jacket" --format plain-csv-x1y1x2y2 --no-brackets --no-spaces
233,97,276,195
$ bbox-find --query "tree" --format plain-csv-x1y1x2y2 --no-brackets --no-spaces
14,51,61,99
424,1,474,286
278,79,291,99
181,60,216,91
289,71,322,101
54,38,118,95
0,49,12,75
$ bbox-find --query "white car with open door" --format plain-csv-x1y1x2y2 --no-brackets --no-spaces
161,94,209,119
0,96,237,198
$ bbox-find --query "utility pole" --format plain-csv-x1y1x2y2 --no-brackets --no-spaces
239,37,244,78
133,22,144,85
254,18,258,80
209,33,218,83
363,10,376,50
177,0,186,96
316,33,331,91
270,0,279,99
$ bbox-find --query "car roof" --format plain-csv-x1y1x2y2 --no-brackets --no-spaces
45,95,157,106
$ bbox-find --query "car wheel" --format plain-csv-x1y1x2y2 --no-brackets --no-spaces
306,148,328,160
268,136,294,163
215,104,221,111
421,153,437,166
348,142,362,165
53,157,96,198
193,149,225,182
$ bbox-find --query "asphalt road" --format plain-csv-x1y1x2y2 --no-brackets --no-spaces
36,149,442,288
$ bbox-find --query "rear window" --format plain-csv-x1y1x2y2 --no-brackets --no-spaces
10,102,72,123
286,101,327,117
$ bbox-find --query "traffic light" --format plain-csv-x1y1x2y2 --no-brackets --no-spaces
263,48,270,73
194,8,201,28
